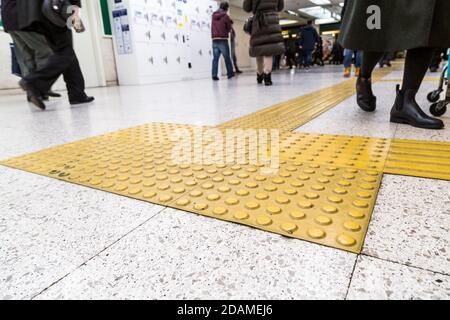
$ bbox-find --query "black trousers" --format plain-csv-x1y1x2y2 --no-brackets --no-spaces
24,29,86,101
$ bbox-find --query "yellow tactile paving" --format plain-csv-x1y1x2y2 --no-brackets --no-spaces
384,139,450,180
2,62,448,254
0,122,384,253
172,160,382,252
280,132,391,172
219,67,393,131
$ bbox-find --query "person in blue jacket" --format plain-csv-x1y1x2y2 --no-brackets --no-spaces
299,20,320,69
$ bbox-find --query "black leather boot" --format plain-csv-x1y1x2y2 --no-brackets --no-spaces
356,77,376,112
257,73,263,84
390,85,444,129
263,73,273,86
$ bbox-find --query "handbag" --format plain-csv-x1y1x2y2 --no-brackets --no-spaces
243,0,262,35
10,43,22,77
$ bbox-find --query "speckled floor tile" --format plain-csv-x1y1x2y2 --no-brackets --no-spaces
36,208,356,300
347,255,450,300
394,117,450,142
362,174,450,275
298,117,398,139
0,166,165,300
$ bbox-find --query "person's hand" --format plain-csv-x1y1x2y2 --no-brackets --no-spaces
72,15,85,33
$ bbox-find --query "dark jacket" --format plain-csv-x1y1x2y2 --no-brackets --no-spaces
1,0,19,32
340,0,450,51
243,0,285,57
211,9,232,39
299,25,320,51
16,0,81,50
17,0,81,31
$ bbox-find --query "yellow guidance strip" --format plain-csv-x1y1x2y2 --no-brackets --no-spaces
0,123,383,253
379,76,440,83
219,67,394,131
280,132,391,172
384,139,450,180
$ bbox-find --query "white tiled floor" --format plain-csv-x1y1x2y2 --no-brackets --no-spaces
0,65,449,300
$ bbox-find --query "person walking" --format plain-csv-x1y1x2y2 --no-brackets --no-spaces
312,37,324,66
340,0,450,129
243,0,285,86
1,0,61,102
343,49,361,77
230,21,243,74
15,0,94,110
299,20,320,69
285,34,297,69
211,2,235,81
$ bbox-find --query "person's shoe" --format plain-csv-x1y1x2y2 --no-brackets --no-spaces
356,77,376,112
228,74,235,79
390,85,444,129
46,90,61,98
235,69,243,74
212,76,220,81
263,73,273,86
386,62,392,67
19,79,46,110
70,96,95,105
354,67,361,77
257,73,264,84
343,67,351,78
430,67,438,73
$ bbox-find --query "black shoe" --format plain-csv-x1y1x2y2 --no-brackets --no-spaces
46,90,61,98
212,76,220,81
390,85,444,129
70,96,95,105
228,74,235,79
257,73,264,84
19,79,46,110
356,77,376,112
235,69,243,74
263,73,273,86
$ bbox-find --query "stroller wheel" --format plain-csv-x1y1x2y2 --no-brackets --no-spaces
430,101,448,117
427,90,441,103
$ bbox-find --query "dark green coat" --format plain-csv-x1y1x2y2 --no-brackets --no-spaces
243,0,285,57
340,0,450,51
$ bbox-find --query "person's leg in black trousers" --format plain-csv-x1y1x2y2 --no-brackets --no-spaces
19,29,93,110
356,48,443,129
60,46,87,103
355,52,383,112
19,47,74,110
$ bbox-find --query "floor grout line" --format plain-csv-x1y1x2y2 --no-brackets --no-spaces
344,254,360,300
30,204,169,300
359,252,450,277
